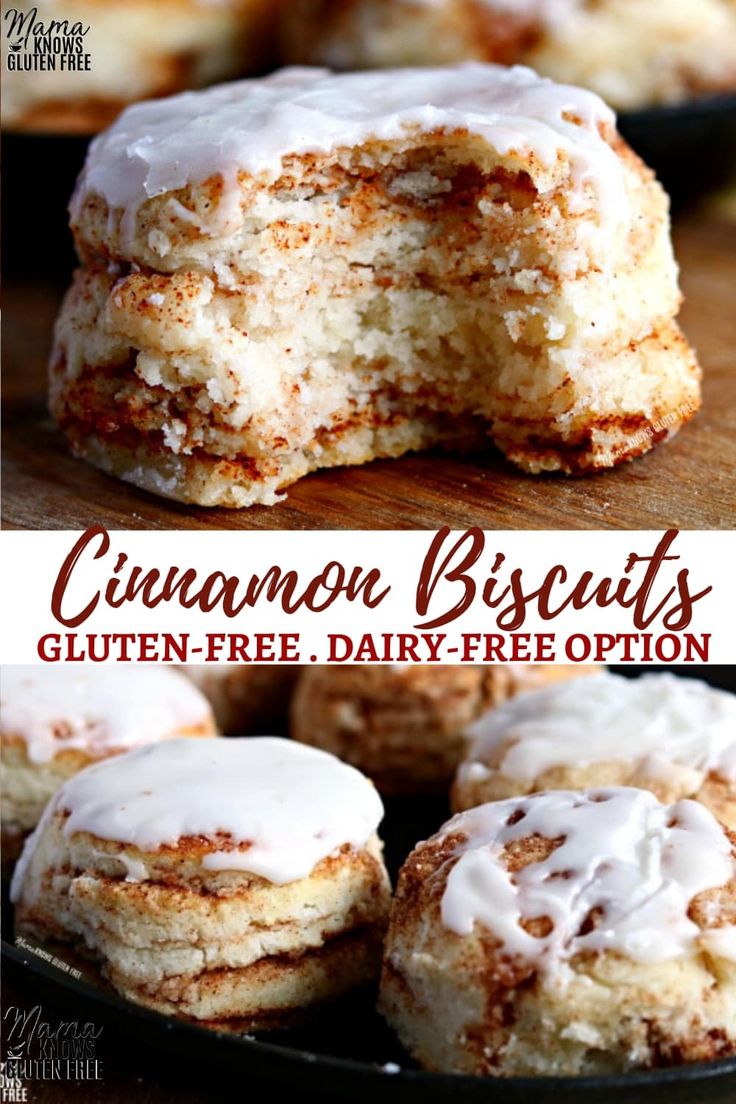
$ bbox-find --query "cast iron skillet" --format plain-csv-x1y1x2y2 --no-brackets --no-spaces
3,93,736,279
617,93,736,208
3,923,736,1104
3,788,736,1104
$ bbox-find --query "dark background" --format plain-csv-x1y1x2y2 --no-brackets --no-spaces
612,665,735,691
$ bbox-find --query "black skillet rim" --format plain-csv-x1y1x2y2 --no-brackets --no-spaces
3,931,735,1099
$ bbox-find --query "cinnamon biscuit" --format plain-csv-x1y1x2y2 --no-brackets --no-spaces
379,787,736,1075
1,665,215,861
13,737,391,1028
51,64,700,506
182,665,299,734
452,672,736,828
291,664,596,794
282,0,736,111
2,0,281,134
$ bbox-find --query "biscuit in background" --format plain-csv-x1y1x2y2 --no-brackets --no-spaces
281,0,736,112
2,0,283,135
452,671,736,828
181,665,299,735
1,665,215,862
291,664,597,794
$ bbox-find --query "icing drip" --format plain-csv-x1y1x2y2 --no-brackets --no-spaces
460,673,736,787
0,665,212,764
439,787,735,968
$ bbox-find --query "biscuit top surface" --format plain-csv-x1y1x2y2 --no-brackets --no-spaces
28,737,384,885
439,787,736,968
461,673,736,786
71,63,624,229
0,666,213,764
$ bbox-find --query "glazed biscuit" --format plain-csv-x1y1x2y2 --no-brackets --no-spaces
452,672,736,828
51,64,700,507
379,787,736,1075
12,737,391,1027
290,664,596,794
281,0,736,111
0,665,215,861
2,0,282,134
181,665,299,734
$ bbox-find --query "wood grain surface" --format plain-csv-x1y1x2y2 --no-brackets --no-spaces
2,216,735,532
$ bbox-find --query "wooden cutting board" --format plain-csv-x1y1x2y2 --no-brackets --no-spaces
3,215,735,531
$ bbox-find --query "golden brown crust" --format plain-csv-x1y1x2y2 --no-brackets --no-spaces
109,923,387,1028
0,723,213,765
15,810,392,1027
452,758,736,829
291,665,597,794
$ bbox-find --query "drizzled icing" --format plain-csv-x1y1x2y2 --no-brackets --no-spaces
459,673,736,787
439,788,735,968
0,666,213,764
14,738,384,889
70,63,626,246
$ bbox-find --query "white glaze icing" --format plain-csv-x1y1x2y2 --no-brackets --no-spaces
70,63,626,246
439,787,735,969
701,926,736,962
458,673,736,789
12,737,383,892
0,665,213,764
